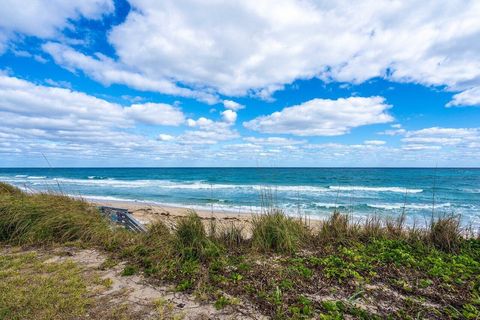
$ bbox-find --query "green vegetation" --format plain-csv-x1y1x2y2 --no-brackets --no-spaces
0,183,114,245
0,251,92,320
1,182,479,319
251,209,309,253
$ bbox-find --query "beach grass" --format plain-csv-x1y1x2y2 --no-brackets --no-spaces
0,182,479,319
251,208,310,253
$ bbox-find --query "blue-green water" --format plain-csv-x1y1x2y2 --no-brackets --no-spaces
1,168,479,226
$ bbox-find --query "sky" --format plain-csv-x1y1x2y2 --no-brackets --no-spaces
0,0,480,167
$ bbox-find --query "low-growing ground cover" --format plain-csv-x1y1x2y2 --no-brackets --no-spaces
1,182,479,319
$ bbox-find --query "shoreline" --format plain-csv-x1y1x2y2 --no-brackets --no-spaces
89,199,258,226
88,199,327,235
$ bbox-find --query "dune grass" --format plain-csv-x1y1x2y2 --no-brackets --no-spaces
252,208,310,253
0,183,114,245
0,182,479,319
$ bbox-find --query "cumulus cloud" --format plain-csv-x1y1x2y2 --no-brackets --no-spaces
221,110,237,123
402,127,480,146
179,115,239,144
447,87,480,107
223,100,245,111
157,134,174,141
125,103,185,126
0,74,126,128
35,0,480,102
0,74,189,155
0,0,113,53
244,97,393,136
42,42,218,104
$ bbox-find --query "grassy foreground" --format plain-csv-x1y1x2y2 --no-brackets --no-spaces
1,182,479,319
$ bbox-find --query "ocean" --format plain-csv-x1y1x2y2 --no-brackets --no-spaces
1,168,479,227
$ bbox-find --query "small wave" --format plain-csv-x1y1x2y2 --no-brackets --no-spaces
368,202,451,210
14,175,28,178
75,194,263,214
31,177,332,192
313,202,344,208
329,186,423,193
76,194,138,202
28,176,47,179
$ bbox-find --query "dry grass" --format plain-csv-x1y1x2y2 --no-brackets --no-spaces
429,214,462,252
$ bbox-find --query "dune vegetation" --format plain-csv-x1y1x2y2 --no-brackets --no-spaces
0,182,479,319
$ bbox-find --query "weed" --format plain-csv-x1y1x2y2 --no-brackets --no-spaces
121,265,138,276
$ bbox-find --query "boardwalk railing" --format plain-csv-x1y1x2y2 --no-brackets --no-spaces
98,206,147,233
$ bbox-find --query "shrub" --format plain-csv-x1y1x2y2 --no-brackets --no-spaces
251,209,308,253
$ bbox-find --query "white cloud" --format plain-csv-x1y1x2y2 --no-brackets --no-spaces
402,144,442,151
125,103,185,126
186,117,214,128
447,87,480,107
42,42,218,104
364,140,386,145
221,110,237,123
223,100,244,111
0,74,127,128
379,124,406,136
179,116,239,144
402,127,480,146
34,0,480,101
243,137,305,145
0,74,190,157
0,0,113,53
244,96,393,136
157,134,174,141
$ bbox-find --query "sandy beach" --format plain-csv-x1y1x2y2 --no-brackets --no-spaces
89,199,323,236
90,199,258,231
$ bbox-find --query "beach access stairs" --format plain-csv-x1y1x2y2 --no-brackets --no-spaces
98,206,147,233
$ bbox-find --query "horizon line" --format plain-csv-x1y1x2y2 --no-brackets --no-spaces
1,166,479,169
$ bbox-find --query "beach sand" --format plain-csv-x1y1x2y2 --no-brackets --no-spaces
90,199,257,232
89,199,321,235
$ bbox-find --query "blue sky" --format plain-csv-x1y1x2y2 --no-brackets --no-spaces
0,0,479,167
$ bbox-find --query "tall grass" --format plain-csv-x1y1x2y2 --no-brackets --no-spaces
0,182,469,255
317,211,358,243
174,211,220,260
251,208,309,253
218,222,247,249
429,214,462,252
0,184,113,245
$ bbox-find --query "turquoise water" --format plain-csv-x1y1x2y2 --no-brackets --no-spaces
1,168,479,226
